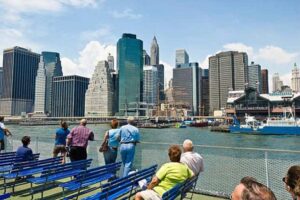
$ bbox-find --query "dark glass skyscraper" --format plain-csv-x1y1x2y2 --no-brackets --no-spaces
261,69,269,94
117,33,143,116
0,67,3,98
201,69,209,116
0,47,40,115
51,75,89,117
155,64,165,101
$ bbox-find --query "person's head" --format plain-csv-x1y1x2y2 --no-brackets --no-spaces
80,119,87,126
283,165,300,199
168,145,182,162
231,176,277,200
0,116,4,122
21,136,31,147
111,119,119,129
60,121,68,129
127,116,135,125
183,139,193,152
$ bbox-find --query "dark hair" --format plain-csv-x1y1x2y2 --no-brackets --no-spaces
168,145,181,162
60,121,68,130
21,136,31,146
240,176,277,200
0,116,4,122
111,119,119,129
286,165,300,191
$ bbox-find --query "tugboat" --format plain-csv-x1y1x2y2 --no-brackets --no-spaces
229,108,300,135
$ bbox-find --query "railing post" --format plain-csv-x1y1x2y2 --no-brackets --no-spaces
35,136,39,153
265,151,269,187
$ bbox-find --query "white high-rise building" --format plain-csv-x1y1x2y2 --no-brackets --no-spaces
143,66,158,105
34,56,46,115
107,53,114,71
85,61,114,116
272,73,282,92
291,63,300,92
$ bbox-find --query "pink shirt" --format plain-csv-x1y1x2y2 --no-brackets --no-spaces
67,125,94,148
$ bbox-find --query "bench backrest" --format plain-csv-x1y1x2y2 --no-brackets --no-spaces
11,157,63,172
0,153,40,166
162,183,183,200
0,152,16,158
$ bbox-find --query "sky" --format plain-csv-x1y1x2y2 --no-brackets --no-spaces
0,0,299,88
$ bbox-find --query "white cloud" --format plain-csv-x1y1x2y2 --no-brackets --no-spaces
223,43,254,58
199,55,210,69
61,41,116,78
160,61,173,89
80,26,112,41
280,72,291,86
256,46,299,65
110,9,142,19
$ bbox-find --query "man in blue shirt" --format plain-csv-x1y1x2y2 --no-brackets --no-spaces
119,116,140,177
16,136,34,161
53,121,70,163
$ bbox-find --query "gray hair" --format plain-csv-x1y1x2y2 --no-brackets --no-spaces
127,116,135,125
183,139,193,152
80,119,87,125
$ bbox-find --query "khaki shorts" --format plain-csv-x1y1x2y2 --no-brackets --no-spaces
53,145,67,155
140,189,162,200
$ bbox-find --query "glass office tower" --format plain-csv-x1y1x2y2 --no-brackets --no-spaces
117,33,143,116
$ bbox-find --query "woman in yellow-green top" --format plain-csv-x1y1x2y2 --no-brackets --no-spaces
135,145,194,200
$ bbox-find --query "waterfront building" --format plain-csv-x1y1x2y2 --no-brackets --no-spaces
248,62,262,93
173,62,202,116
34,52,62,116
201,69,209,116
51,75,89,117
117,33,143,116
143,66,158,105
261,69,269,94
0,47,40,116
143,50,151,66
34,56,47,115
176,49,189,66
291,63,300,93
0,67,3,98
85,61,114,117
150,36,159,65
107,53,114,71
209,51,248,114
272,73,282,92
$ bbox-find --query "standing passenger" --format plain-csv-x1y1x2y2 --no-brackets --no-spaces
53,121,70,163
101,119,120,165
67,119,94,162
119,116,140,177
0,116,12,152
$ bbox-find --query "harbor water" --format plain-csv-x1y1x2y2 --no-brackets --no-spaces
5,124,300,199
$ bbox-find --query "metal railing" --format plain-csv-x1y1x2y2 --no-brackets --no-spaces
2,136,298,200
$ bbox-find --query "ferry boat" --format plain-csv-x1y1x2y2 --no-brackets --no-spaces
229,108,300,135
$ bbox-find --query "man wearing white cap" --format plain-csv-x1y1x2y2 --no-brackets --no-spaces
180,139,204,175
119,116,140,177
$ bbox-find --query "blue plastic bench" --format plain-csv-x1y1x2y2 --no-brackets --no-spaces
27,159,92,199
180,175,199,199
61,162,122,200
2,157,63,192
162,183,184,200
0,152,16,158
0,193,10,200
82,165,157,200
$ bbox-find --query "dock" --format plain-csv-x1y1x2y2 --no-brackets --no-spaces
210,125,230,133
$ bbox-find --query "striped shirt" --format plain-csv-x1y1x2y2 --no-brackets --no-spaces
67,125,94,148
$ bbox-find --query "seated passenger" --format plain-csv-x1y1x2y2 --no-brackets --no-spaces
135,145,194,200
283,165,300,200
231,176,276,200
16,136,34,161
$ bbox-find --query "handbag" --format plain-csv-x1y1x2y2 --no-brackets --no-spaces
99,131,109,152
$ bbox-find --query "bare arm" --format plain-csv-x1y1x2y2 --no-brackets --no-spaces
147,176,160,190
4,128,12,136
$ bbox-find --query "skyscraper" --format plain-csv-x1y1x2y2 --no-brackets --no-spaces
176,49,189,66
85,61,115,116
261,69,269,94
143,66,158,105
155,64,165,101
150,36,159,65
107,53,114,71
0,47,40,116
117,33,143,116
209,51,248,114
51,75,89,117
34,52,62,115
272,73,282,92
291,63,300,93
143,50,150,66
173,62,202,116
248,62,262,93
0,67,3,98
201,69,209,116
34,56,47,115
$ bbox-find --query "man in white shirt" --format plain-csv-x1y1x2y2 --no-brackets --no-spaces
0,116,12,152
180,139,204,175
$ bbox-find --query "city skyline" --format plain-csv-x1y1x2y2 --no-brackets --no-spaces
0,0,299,89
